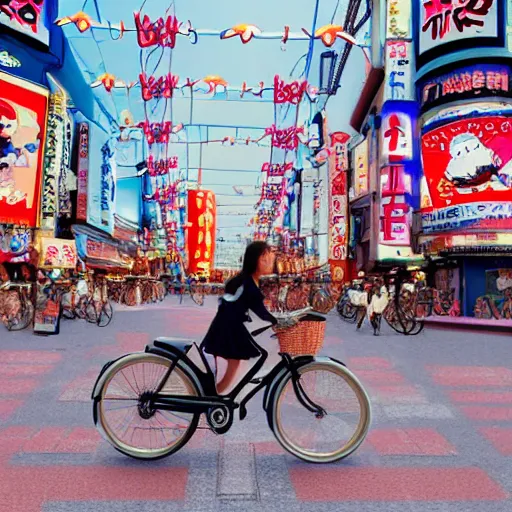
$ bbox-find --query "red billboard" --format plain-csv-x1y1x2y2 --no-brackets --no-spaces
0,72,48,227
422,116,512,209
187,190,216,275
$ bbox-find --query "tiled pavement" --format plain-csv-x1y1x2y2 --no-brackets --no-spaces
0,297,510,511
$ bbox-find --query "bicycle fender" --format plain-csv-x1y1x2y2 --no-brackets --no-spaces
263,355,317,412
90,355,126,400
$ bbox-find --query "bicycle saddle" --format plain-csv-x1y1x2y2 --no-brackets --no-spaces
154,337,194,354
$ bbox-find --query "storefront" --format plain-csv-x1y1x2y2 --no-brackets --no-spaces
414,0,512,319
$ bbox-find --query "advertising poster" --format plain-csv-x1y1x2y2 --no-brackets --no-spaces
0,0,49,47
385,41,414,101
418,0,500,59
39,238,77,269
419,63,512,112
351,139,369,199
0,72,48,227
421,115,512,233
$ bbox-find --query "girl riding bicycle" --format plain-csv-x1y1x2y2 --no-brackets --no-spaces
201,241,278,393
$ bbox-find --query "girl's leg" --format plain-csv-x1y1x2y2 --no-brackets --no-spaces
216,358,241,394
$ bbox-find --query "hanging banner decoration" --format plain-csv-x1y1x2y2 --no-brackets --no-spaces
273,75,308,105
261,162,293,177
140,73,179,101
385,41,413,101
329,132,350,281
0,72,48,227
187,190,216,274
76,123,89,221
220,24,261,43
379,165,412,246
265,125,304,150
351,139,369,199
386,0,411,39
134,12,184,49
381,109,413,165
0,0,49,47
419,63,511,113
418,0,501,62
39,238,77,269
147,155,178,176
421,115,512,233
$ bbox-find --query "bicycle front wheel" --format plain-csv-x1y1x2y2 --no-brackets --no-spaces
270,360,371,463
94,353,200,460
7,300,34,331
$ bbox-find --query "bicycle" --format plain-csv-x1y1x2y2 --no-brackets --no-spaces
178,276,204,306
0,282,34,331
92,311,372,463
84,277,114,328
61,279,89,320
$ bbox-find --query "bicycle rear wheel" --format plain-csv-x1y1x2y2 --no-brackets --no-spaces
94,353,200,460
270,360,371,463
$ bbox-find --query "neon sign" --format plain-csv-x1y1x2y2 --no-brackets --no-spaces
420,64,511,112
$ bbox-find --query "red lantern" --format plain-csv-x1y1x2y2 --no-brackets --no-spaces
187,190,216,274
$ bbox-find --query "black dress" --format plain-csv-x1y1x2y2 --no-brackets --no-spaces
201,275,277,360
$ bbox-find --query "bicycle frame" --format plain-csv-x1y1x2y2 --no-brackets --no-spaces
92,323,327,435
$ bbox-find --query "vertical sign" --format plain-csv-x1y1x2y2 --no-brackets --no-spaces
385,41,413,101
329,132,350,282
386,0,411,39
76,123,89,221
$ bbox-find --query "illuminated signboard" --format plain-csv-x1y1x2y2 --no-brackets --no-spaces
380,101,417,165
421,115,512,233
379,165,412,246
384,41,414,101
416,0,504,67
386,0,411,39
419,63,512,112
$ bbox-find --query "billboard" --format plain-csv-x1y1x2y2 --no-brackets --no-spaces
421,115,512,233
416,0,504,67
329,132,350,281
419,63,512,113
0,0,49,47
386,0,411,39
187,190,216,274
0,72,48,227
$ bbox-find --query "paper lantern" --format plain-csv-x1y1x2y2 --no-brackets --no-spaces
187,190,216,274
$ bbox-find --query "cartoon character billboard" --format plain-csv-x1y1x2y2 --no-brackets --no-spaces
421,115,512,233
0,72,48,227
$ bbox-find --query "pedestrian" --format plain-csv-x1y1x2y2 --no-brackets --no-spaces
367,279,389,336
201,241,278,394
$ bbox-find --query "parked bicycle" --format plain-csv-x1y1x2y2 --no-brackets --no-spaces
92,310,371,463
85,276,114,328
178,276,205,306
0,281,34,331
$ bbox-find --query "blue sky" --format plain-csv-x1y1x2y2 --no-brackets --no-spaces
60,0,367,241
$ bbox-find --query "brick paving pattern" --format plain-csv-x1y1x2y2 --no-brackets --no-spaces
0,297,509,511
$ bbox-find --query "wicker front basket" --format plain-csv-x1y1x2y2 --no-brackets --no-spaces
273,318,326,356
